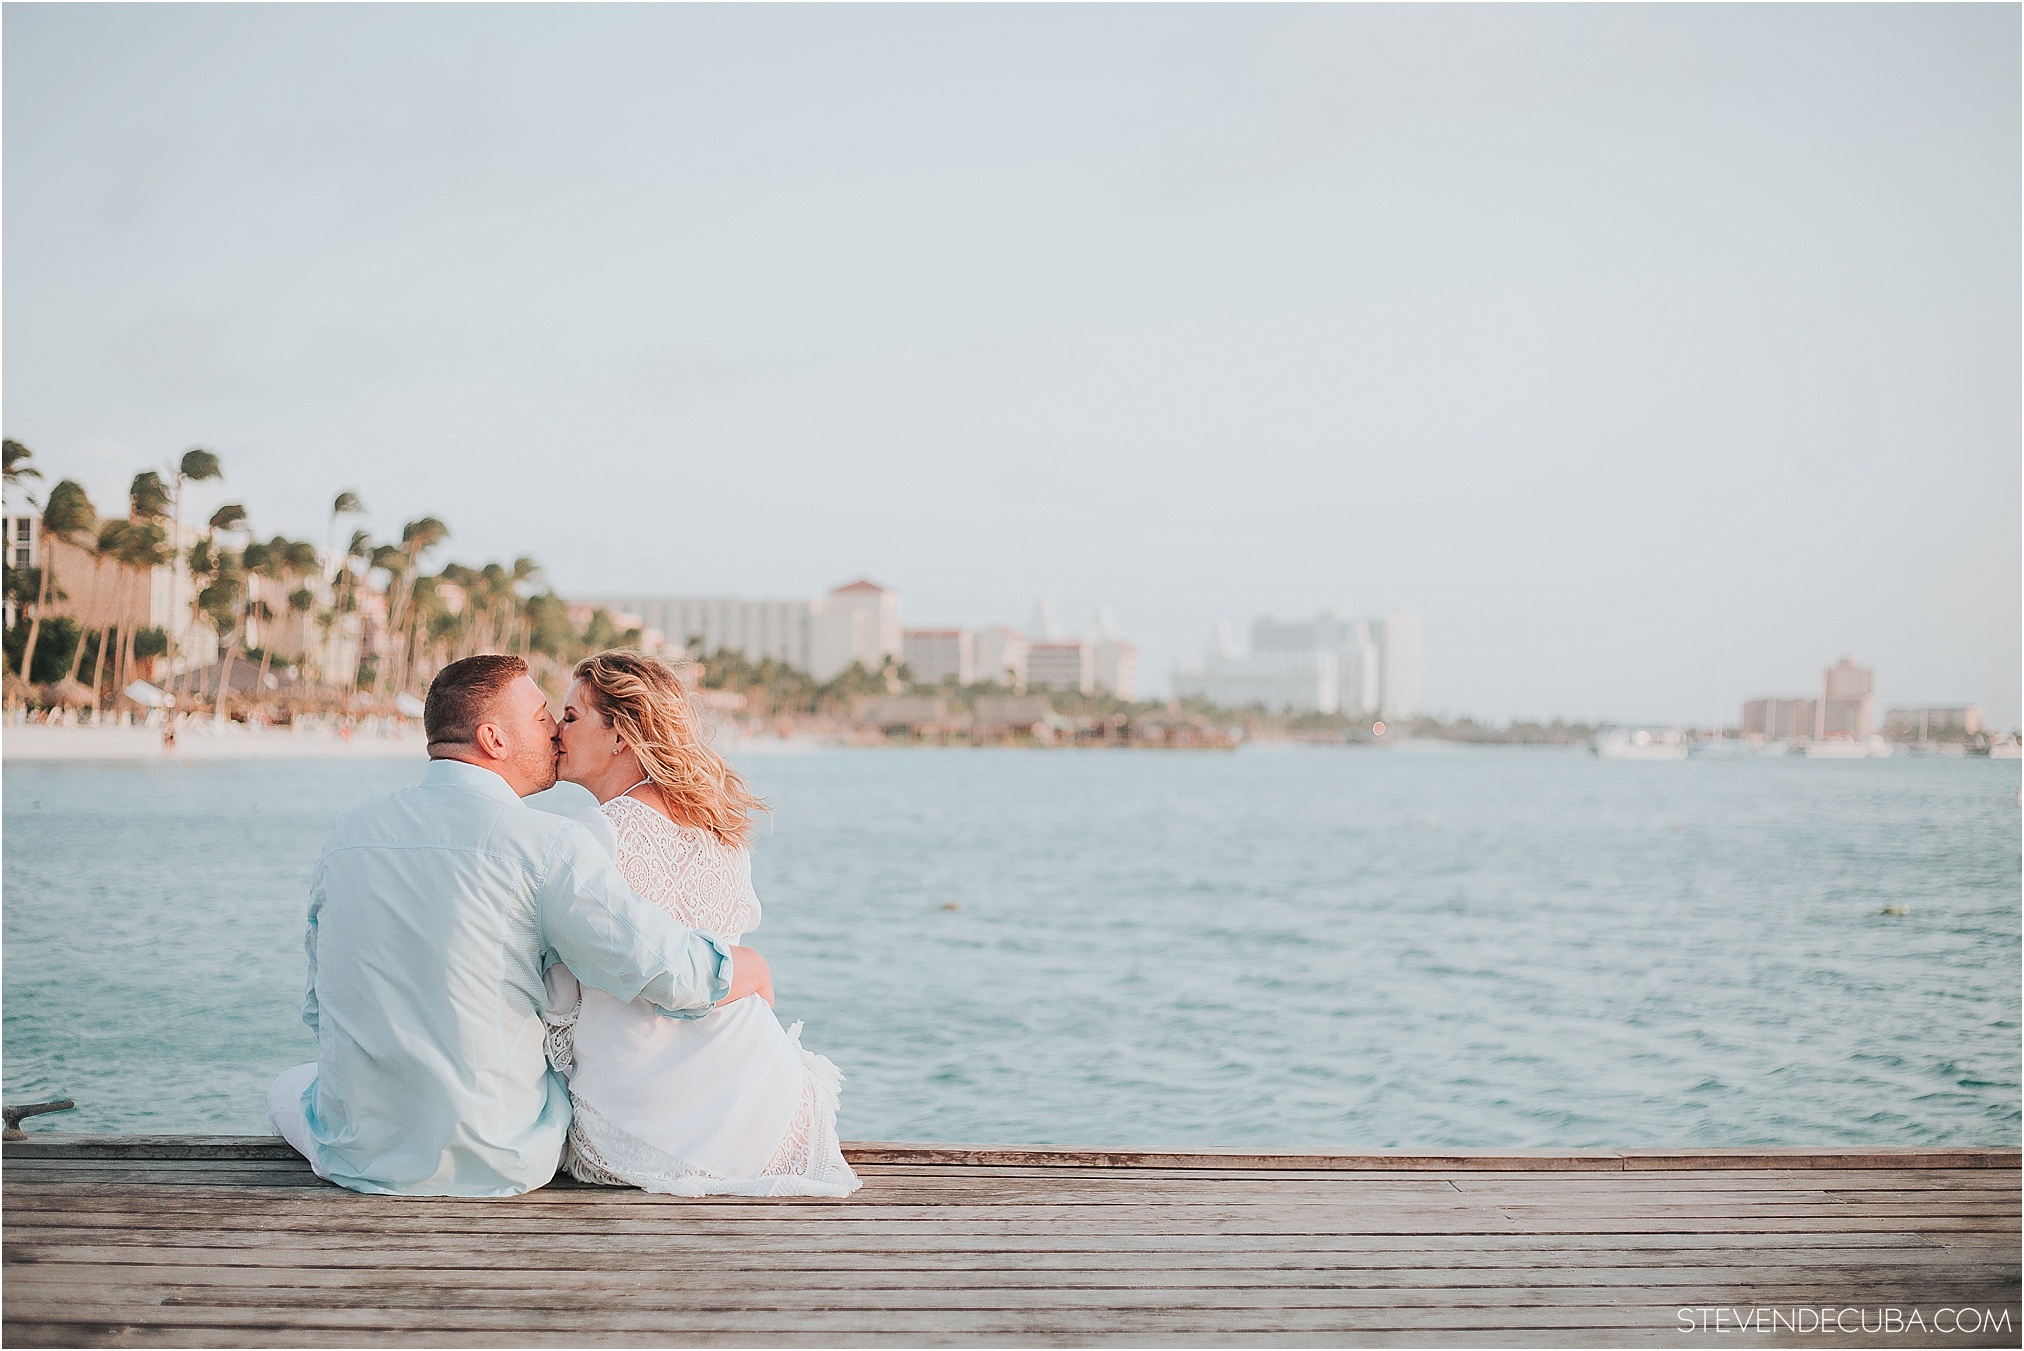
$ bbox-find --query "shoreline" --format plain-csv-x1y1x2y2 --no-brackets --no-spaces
0,722,427,762
4,723,2012,764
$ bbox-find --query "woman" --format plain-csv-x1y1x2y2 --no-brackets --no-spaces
545,650,859,1196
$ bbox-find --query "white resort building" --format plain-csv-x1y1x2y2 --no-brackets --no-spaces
974,626,1030,690
901,628,974,686
579,582,1140,697
1174,605,1420,718
579,580,902,682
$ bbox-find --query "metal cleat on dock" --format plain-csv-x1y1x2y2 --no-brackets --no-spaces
2,1099,75,1140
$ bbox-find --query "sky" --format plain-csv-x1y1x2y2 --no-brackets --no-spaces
4,3,2017,725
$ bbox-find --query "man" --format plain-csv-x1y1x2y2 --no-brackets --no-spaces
267,654,771,1196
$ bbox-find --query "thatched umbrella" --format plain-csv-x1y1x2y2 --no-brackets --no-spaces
283,685,352,718
38,678,96,709
4,669,33,708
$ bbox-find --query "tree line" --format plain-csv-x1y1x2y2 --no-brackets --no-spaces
3,438,615,716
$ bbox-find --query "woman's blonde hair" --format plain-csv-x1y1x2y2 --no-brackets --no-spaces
571,650,766,848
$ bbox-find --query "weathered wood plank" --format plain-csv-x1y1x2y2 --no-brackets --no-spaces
1617,1148,2019,1171
4,1297,2020,1337
847,1143,2022,1171
10,1136,2016,1170
20,1161,1987,1193
0,1239,1959,1272
8,1279,2016,1319
10,1165,2017,1208
14,1212,2013,1242
7,1167,2011,1205
11,1241,1982,1275
12,1257,2010,1291
10,1260,2013,1298
0,1328,1724,1350
0,1224,1992,1256
15,1185,2011,1219
25,1156,2012,1199
6,1196,2012,1233
18,1325,2004,1350
5,1139,2016,1349
8,1172,2013,1215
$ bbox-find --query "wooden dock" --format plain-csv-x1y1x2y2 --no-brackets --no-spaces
4,1138,2017,1347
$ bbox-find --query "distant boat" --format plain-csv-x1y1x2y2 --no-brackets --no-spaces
1594,726,1688,761
1688,738,1754,760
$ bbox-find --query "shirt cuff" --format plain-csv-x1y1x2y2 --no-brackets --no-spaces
689,927,735,1014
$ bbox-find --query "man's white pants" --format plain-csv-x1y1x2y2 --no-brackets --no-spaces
266,1062,330,1178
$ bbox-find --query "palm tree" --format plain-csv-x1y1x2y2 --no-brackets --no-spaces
68,519,129,704
374,517,449,696
120,473,174,701
75,517,164,709
241,536,280,720
198,560,245,724
200,571,242,723
367,542,409,698
245,536,318,719
193,504,248,723
164,448,222,695
435,562,481,660
129,471,172,521
4,438,40,493
282,538,320,601
325,491,364,585
19,480,96,684
287,583,318,692
473,562,513,656
406,573,455,686
325,528,374,694
508,557,542,655
108,520,171,701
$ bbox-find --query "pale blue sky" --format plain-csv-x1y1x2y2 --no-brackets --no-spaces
5,3,2017,723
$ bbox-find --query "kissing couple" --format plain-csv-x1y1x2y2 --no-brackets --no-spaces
267,651,860,1198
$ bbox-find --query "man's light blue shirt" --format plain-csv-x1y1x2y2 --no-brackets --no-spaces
293,759,732,1196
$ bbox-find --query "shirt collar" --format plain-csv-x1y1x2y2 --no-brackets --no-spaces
422,757,526,804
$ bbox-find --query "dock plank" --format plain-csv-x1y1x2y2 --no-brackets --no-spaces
4,1139,2017,1347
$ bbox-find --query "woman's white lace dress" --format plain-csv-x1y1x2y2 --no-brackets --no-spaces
542,795,860,1197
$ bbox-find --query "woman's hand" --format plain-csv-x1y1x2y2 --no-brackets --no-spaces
722,946,775,1008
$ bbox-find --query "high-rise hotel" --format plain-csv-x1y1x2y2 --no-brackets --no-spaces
577,581,901,682
1173,606,1420,719
580,582,1138,698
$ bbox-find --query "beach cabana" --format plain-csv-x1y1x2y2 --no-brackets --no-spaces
36,679,96,709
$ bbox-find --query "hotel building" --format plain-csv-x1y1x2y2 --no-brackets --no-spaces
901,628,975,686
1026,638,1094,695
974,626,1030,689
1175,605,1419,717
579,580,901,682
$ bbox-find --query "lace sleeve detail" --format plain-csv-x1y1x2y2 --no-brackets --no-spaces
541,963,582,1078
601,797,762,943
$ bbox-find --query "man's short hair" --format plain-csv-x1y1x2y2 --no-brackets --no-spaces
425,655,530,749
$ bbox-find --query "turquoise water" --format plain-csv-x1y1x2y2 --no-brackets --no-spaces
3,747,2018,1147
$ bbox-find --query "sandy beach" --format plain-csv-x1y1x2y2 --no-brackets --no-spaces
0,722,427,763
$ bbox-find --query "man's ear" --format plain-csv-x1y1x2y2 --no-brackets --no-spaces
473,721,508,760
